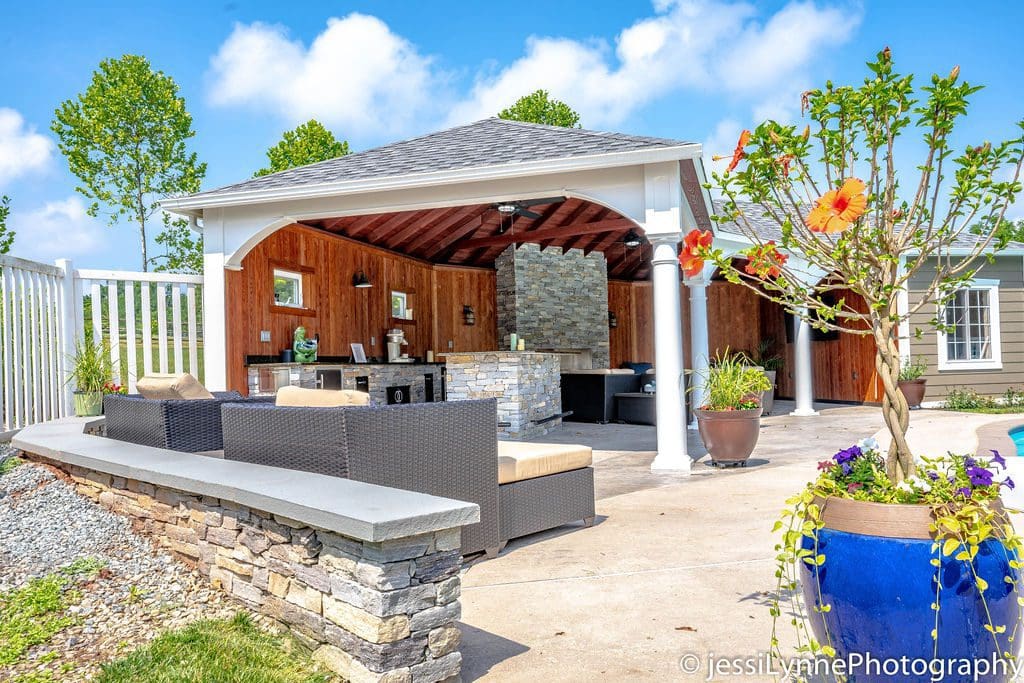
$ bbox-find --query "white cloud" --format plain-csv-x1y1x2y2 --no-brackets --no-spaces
206,14,442,136
447,0,860,127
0,108,53,186
7,196,106,262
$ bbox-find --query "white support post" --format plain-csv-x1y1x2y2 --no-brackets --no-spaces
202,250,228,391
649,237,689,472
791,308,819,416
685,276,711,428
55,259,77,416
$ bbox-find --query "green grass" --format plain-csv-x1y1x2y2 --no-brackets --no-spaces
96,613,332,683
0,455,21,476
0,558,103,666
943,406,1024,415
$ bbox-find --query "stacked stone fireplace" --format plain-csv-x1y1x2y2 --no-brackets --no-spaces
495,243,610,369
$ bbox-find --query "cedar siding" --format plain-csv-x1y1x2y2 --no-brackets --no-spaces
907,255,1024,399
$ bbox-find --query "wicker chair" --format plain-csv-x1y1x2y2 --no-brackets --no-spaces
104,392,270,453
221,399,502,556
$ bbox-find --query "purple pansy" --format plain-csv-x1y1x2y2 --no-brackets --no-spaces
841,463,852,475
958,487,973,498
1004,477,1016,490
967,465,994,487
833,446,863,465
990,450,1007,470
927,471,940,481
965,456,977,468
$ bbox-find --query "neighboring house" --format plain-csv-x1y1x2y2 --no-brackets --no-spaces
907,249,1024,402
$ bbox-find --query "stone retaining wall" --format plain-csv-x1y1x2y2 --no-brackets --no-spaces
39,458,465,683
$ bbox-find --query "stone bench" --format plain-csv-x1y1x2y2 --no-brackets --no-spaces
12,417,479,683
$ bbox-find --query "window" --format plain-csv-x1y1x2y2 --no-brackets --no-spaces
273,269,304,308
937,280,1001,371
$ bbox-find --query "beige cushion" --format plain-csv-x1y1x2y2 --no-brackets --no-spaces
497,441,593,484
136,373,214,400
275,385,370,407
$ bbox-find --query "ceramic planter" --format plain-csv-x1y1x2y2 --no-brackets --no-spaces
73,391,103,417
800,497,1021,683
899,378,927,409
695,407,762,466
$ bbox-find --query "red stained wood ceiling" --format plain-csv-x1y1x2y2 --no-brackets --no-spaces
299,197,654,281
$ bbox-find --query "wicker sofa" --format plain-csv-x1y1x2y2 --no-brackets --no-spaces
104,392,272,453
221,399,595,557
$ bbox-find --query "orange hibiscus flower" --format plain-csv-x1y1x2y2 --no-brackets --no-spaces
744,241,788,280
712,130,751,173
678,229,713,278
807,178,868,234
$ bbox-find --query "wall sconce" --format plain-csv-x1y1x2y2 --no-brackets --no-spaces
608,310,618,329
463,305,476,326
352,270,372,288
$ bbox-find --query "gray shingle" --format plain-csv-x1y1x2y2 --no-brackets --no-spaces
716,200,1022,251
185,118,692,201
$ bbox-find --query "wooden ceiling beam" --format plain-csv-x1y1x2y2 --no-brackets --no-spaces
384,207,460,250
403,205,485,256
453,218,636,252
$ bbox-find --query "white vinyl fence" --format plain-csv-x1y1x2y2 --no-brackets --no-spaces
1,255,204,435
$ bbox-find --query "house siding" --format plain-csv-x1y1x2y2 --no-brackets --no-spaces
908,255,1024,399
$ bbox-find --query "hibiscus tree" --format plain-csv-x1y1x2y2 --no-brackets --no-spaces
686,49,1024,480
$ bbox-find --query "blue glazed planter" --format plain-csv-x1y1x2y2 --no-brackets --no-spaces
800,520,1021,683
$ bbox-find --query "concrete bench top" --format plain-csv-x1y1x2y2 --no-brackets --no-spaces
12,418,480,543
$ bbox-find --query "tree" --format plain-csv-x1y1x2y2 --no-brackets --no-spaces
254,119,349,177
498,89,581,128
52,54,205,272
971,216,1024,244
691,49,1023,481
0,196,12,254
153,219,202,274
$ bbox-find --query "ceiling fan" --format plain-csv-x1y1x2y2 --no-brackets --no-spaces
491,196,565,232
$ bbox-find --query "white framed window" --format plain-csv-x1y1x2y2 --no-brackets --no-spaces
273,269,304,308
936,279,1002,371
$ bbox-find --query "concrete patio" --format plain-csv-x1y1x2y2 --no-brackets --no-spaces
459,402,976,682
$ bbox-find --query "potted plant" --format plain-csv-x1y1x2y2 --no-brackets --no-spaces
899,355,929,409
693,351,771,466
684,49,1024,677
67,340,113,417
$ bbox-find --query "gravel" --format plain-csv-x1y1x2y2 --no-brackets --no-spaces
0,455,243,681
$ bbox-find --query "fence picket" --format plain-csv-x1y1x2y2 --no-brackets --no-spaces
107,280,120,380
141,283,152,377
156,283,168,373
186,284,198,376
172,284,183,373
124,281,137,392
1,267,15,432
90,281,102,345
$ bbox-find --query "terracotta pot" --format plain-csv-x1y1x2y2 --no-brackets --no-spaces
695,407,762,465
898,378,927,408
800,497,1020,682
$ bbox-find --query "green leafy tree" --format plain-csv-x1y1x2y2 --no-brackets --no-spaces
153,220,203,274
0,196,13,254
52,54,205,272
971,216,1024,244
498,89,581,128
254,119,349,177
699,49,1023,480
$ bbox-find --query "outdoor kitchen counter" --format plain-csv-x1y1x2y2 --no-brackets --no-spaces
246,362,444,403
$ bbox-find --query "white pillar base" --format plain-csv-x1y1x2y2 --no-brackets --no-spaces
789,408,820,417
651,452,692,471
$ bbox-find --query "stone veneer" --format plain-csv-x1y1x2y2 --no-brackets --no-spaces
445,351,561,439
495,243,610,368
36,458,466,683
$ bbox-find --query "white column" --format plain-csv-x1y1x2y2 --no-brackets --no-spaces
791,308,818,416
686,276,710,428
650,237,689,472
201,214,228,392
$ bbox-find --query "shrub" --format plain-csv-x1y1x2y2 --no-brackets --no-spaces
944,387,996,411
898,356,928,382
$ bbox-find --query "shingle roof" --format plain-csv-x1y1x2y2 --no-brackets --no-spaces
715,200,1023,251
186,118,693,202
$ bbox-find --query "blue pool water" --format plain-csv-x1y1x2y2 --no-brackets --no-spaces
1009,425,1024,456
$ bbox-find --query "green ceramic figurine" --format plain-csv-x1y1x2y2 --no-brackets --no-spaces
293,326,318,363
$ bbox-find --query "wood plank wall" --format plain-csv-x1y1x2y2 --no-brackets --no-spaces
224,225,497,392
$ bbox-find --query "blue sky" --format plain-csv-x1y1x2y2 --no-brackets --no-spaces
2,0,1023,269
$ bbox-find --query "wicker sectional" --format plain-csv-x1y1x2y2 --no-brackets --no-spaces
221,399,595,557
104,392,272,453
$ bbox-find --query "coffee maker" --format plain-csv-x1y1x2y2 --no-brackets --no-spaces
386,328,410,363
